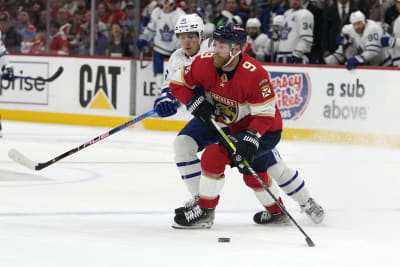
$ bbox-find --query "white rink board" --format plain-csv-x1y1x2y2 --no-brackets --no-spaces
0,55,132,117
136,62,400,136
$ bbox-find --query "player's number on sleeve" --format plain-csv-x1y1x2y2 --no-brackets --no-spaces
303,22,313,30
200,52,214,58
368,33,379,41
243,61,256,72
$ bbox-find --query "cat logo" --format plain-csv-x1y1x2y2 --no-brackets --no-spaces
79,64,121,109
211,92,238,124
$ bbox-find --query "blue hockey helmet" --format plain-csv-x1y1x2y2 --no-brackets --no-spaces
212,23,247,49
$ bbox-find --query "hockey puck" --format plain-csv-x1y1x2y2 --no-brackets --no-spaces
218,237,230,243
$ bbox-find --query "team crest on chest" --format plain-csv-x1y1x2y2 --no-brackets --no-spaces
211,92,238,124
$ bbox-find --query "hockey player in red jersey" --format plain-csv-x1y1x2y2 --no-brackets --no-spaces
170,23,291,228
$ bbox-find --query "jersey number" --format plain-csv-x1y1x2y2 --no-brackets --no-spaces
303,22,313,30
243,61,257,72
368,33,379,41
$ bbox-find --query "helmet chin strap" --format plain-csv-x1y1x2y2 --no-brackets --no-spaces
222,48,241,68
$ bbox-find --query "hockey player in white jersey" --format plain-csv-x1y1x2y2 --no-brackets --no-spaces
266,15,284,62
381,2,400,67
325,11,390,69
276,0,314,64
136,0,185,89
153,14,211,118
244,18,269,62
154,17,324,227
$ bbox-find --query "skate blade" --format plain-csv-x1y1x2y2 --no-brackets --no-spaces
171,222,213,229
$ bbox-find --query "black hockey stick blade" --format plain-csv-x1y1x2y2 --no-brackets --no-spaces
39,66,64,82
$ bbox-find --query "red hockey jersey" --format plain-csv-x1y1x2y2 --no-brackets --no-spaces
170,52,282,136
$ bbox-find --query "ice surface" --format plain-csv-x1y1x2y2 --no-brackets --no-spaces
0,120,399,267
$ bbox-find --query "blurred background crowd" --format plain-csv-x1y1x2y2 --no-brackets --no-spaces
0,0,399,66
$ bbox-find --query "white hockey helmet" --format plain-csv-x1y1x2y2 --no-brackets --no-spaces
175,14,205,41
350,11,365,24
272,15,284,27
246,18,261,28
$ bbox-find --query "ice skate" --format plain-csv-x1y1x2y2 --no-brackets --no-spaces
172,204,215,229
253,211,290,225
300,198,325,224
174,195,199,215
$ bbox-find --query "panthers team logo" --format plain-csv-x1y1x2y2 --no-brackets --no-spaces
211,92,238,124
160,24,174,42
269,72,311,120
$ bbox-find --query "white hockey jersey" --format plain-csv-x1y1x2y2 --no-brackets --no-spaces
162,39,212,91
140,7,185,56
247,33,270,62
325,20,389,66
277,8,314,58
0,31,10,69
390,16,400,67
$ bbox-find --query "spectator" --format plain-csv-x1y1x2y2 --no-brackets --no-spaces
49,21,70,55
303,0,323,63
15,11,37,42
64,0,78,15
107,0,128,26
28,0,45,27
258,0,286,35
106,23,131,57
97,1,111,24
30,26,46,54
0,11,21,53
195,6,215,39
384,0,400,33
214,0,248,26
368,0,390,25
321,0,358,57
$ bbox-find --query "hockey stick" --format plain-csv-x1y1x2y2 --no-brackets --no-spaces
8,109,156,171
210,118,315,247
13,66,64,82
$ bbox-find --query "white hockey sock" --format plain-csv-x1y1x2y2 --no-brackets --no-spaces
174,135,201,196
253,179,280,208
268,162,311,206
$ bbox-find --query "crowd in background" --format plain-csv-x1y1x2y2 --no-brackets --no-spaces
0,0,399,66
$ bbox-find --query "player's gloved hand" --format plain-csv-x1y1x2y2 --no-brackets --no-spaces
225,129,260,171
154,88,180,117
336,33,352,49
186,95,220,127
380,36,394,47
136,39,149,49
267,29,280,41
1,65,15,81
345,56,362,70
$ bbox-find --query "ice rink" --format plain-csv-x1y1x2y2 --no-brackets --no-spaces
0,120,399,267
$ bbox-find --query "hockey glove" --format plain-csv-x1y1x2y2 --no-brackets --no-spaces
1,65,15,81
336,33,352,49
267,29,280,41
154,88,180,117
136,39,149,49
381,36,394,48
224,129,260,171
345,56,362,70
186,95,219,128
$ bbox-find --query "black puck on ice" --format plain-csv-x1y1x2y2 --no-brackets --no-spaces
218,237,230,243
